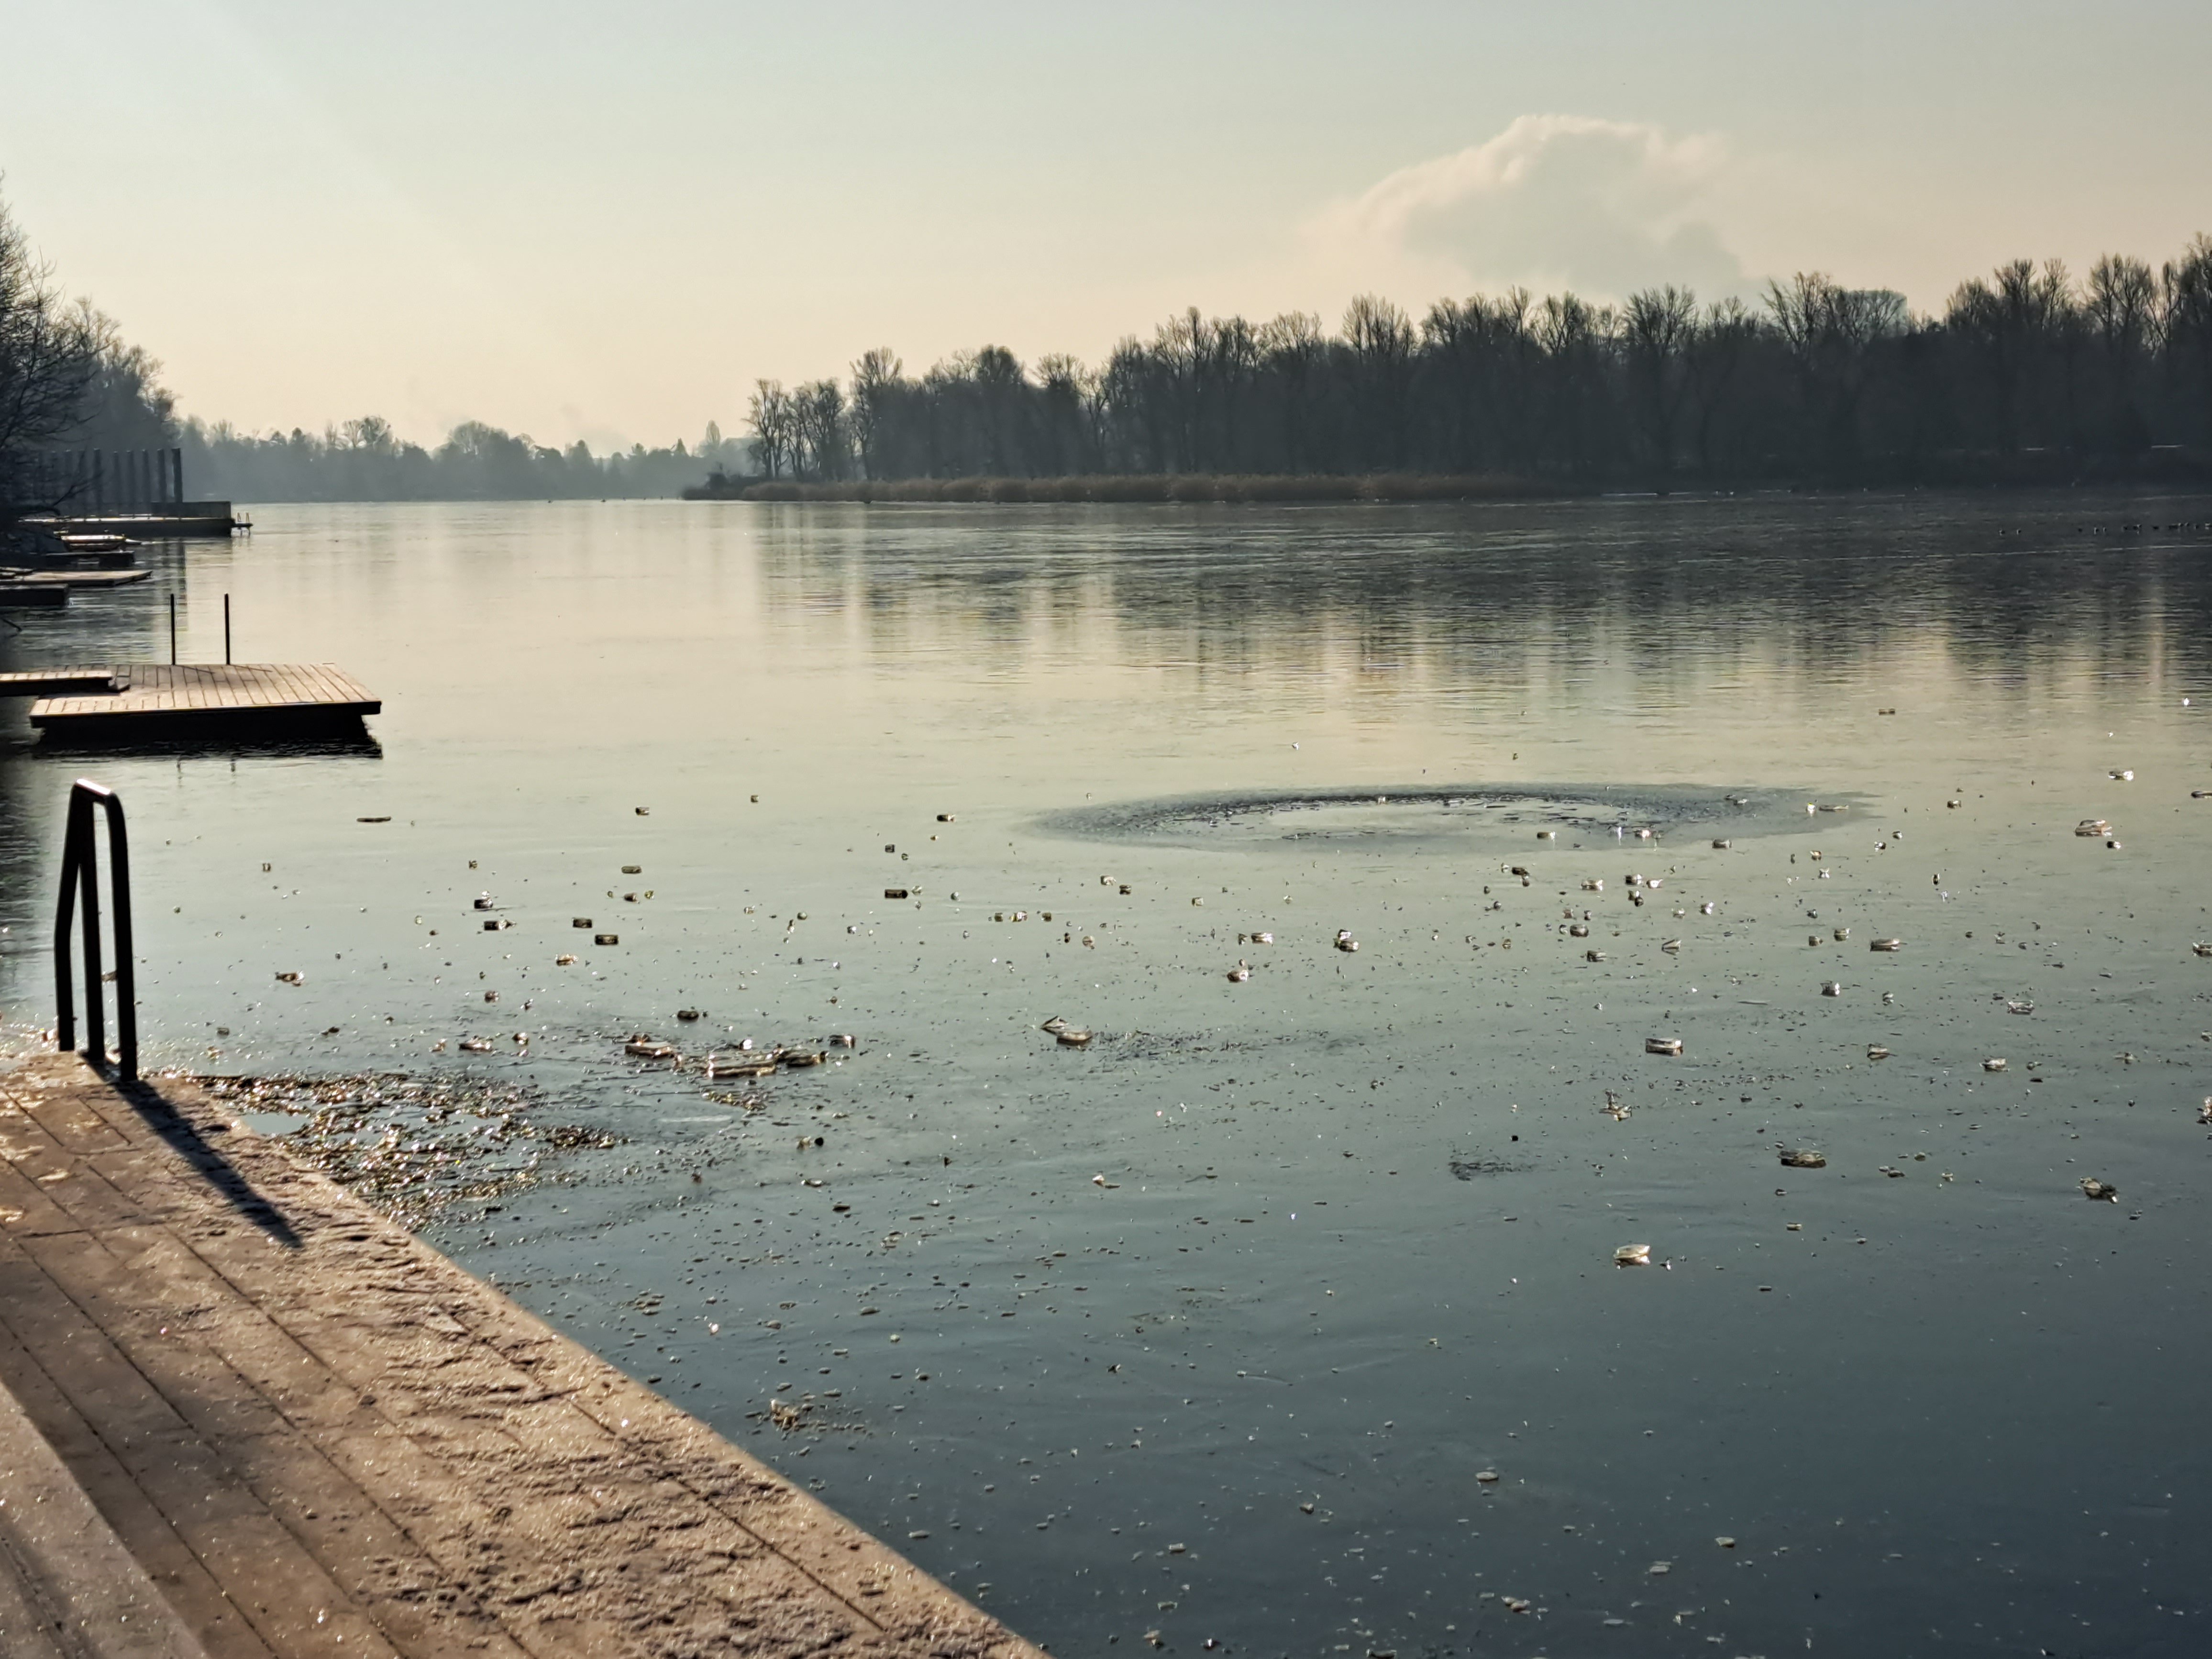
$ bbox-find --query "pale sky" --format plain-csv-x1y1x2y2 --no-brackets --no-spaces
6,0,2207,451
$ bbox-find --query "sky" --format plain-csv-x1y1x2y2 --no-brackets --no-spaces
5,0,2209,452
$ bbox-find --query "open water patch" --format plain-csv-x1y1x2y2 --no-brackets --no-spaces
1035,781,1859,853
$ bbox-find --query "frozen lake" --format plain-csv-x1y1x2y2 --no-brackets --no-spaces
5,493,2212,1654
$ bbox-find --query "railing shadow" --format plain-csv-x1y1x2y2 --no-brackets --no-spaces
106,1068,304,1250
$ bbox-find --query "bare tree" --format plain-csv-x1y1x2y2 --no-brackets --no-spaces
848,348,903,479
1767,272,1907,473
746,379,794,479
1532,293,1615,478
1150,310,1208,473
1343,294,1416,469
1947,259,2076,455
972,347,1027,476
0,195,100,520
1420,297,1488,473
1685,297,1756,477
2165,235,2212,448
1621,286,1698,479
790,379,848,480
1035,353,1097,474
1258,312,1325,473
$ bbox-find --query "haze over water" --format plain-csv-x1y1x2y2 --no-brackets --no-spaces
5,495,2212,1654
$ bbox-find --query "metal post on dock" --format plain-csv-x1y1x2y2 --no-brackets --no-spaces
168,595,177,664
223,594,232,664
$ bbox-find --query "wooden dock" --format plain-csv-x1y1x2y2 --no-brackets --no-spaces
15,507,241,539
0,1052,1040,1659
17,665,381,737
0,569,155,589
0,669,127,697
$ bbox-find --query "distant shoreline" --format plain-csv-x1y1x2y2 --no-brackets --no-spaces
685,472,1563,505
685,456,2212,507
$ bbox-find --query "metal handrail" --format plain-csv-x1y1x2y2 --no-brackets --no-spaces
54,779,136,1081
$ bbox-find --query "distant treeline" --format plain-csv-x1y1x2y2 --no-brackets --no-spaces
732,473,1557,504
705,240,2212,495
177,418,746,503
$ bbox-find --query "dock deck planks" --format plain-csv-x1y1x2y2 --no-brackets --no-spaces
0,668,128,697
26,664,380,731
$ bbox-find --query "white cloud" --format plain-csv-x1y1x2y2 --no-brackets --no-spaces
1308,115,1753,305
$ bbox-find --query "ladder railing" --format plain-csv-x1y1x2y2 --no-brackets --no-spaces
54,779,136,1081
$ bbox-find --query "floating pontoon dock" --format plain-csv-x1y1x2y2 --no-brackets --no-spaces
0,569,155,589
2,664,381,738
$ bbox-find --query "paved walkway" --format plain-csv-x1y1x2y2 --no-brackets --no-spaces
0,1053,1043,1659
0,1359,207,1658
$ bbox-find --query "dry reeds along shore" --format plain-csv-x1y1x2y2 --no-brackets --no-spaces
708,472,1562,505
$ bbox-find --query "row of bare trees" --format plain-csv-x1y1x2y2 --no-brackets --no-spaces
738,238,2212,487
173,417,730,501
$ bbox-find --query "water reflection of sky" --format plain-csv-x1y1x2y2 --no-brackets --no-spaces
4,494,2212,1655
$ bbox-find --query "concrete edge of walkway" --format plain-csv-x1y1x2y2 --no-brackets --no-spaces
0,1051,1051,1659
0,1352,211,1659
